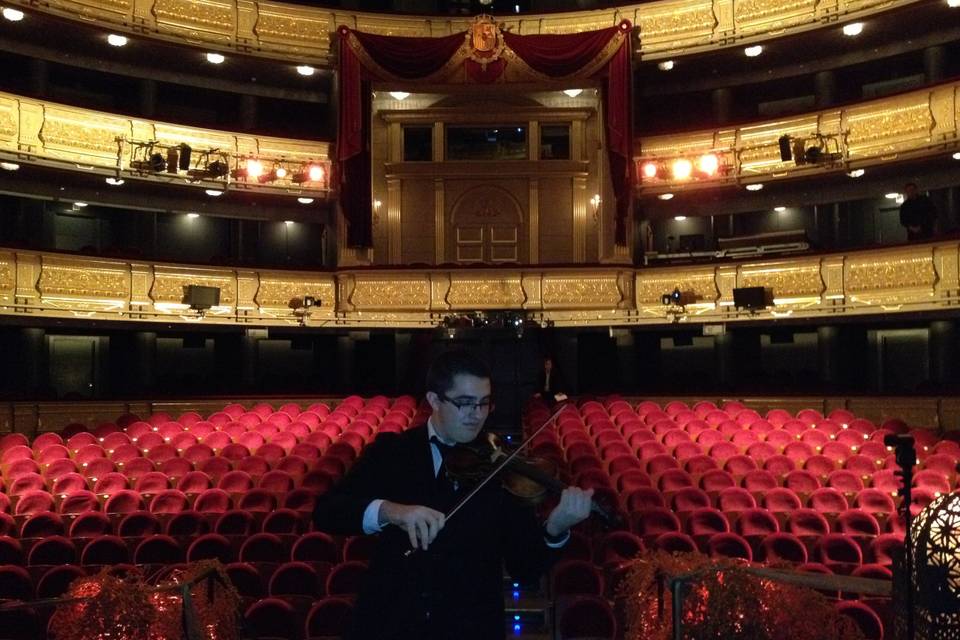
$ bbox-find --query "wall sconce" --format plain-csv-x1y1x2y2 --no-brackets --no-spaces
372,199,382,226
589,194,601,222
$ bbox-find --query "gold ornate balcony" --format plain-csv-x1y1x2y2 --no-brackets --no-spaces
2,0,923,65
637,80,960,192
1,239,958,328
0,91,331,195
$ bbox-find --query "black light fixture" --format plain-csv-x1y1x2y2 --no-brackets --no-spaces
178,144,192,171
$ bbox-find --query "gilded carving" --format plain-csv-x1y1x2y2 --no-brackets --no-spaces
255,10,331,48
0,253,14,293
0,101,15,140
38,261,130,299
846,254,936,292
846,101,932,156
542,277,622,307
153,0,234,36
447,277,525,307
635,271,716,305
150,273,237,304
350,278,431,309
40,112,124,159
637,5,716,41
739,262,823,298
734,0,815,27
256,277,336,308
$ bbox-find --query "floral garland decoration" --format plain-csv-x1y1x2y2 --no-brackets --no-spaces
619,551,868,640
50,560,241,640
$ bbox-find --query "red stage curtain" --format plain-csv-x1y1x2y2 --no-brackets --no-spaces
337,22,632,248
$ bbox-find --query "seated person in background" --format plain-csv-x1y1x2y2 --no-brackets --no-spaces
899,182,937,241
535,356,567,405
312,350,592,640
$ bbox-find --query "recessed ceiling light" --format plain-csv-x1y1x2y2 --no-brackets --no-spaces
674,216,687,221
105,177,124,185
107,34,128,46
744,45,763,57
296,65,315,76
657,60,674,71
657,193,674,200
283,220,294,225
206,52,225,64
389,91,410,101
73,202,88,207
297,197,314,204
205,189,223,197
745,183,764,191
847,169,865,178
0,161,19,171
953,152,960,160
842,22,864,36
1,7,24,21
885,192,902,199
186,213,200,219
563,89,583,98
774,206,786,212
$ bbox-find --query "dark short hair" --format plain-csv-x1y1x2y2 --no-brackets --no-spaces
426,350,491,395
905,182,918,189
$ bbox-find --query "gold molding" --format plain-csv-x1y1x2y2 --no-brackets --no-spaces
6,0,923,65
1,241,959,327
0,91,331,195
638,80,960,192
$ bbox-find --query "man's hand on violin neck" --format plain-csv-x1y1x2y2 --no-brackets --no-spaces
380,501,446,550
545,487,594,537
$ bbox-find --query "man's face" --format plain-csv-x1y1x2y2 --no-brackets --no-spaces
428,373,492,444
544,359,553,372
905,184,918,198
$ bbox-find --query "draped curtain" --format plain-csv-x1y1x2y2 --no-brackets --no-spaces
338,21,633,248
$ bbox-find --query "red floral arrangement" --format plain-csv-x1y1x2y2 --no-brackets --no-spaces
50,561,240,640
619,551,867,640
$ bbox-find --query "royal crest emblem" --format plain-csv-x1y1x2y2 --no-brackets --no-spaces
467,15,505,67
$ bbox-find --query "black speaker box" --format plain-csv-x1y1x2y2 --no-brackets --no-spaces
733,286,767,310
182,285,220,310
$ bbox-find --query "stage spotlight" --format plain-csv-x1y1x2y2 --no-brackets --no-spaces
778,135,792,162
275,166,288,179
246,159,264,180
293,164,326,184
641,162,659,179
206,52,225,64
296,65,315,76
166,146,179,173
178,144,192,171
745,183,764,191
671,158,693,180
657,60,674,71
953,152,960,160
107,34,128,47
258,168,279,184
147,152,165,172
697,153,719,176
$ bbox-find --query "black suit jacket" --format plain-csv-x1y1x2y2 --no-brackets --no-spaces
312,425,558,640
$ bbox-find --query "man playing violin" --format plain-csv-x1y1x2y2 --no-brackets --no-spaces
312,349,593,640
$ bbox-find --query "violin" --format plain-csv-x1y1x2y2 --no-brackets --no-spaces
443,432,620,527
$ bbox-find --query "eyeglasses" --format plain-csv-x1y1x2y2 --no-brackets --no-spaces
438,394,494,413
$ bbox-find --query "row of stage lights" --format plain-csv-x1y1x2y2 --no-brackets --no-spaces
127,140,328,189
640,153,724,182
